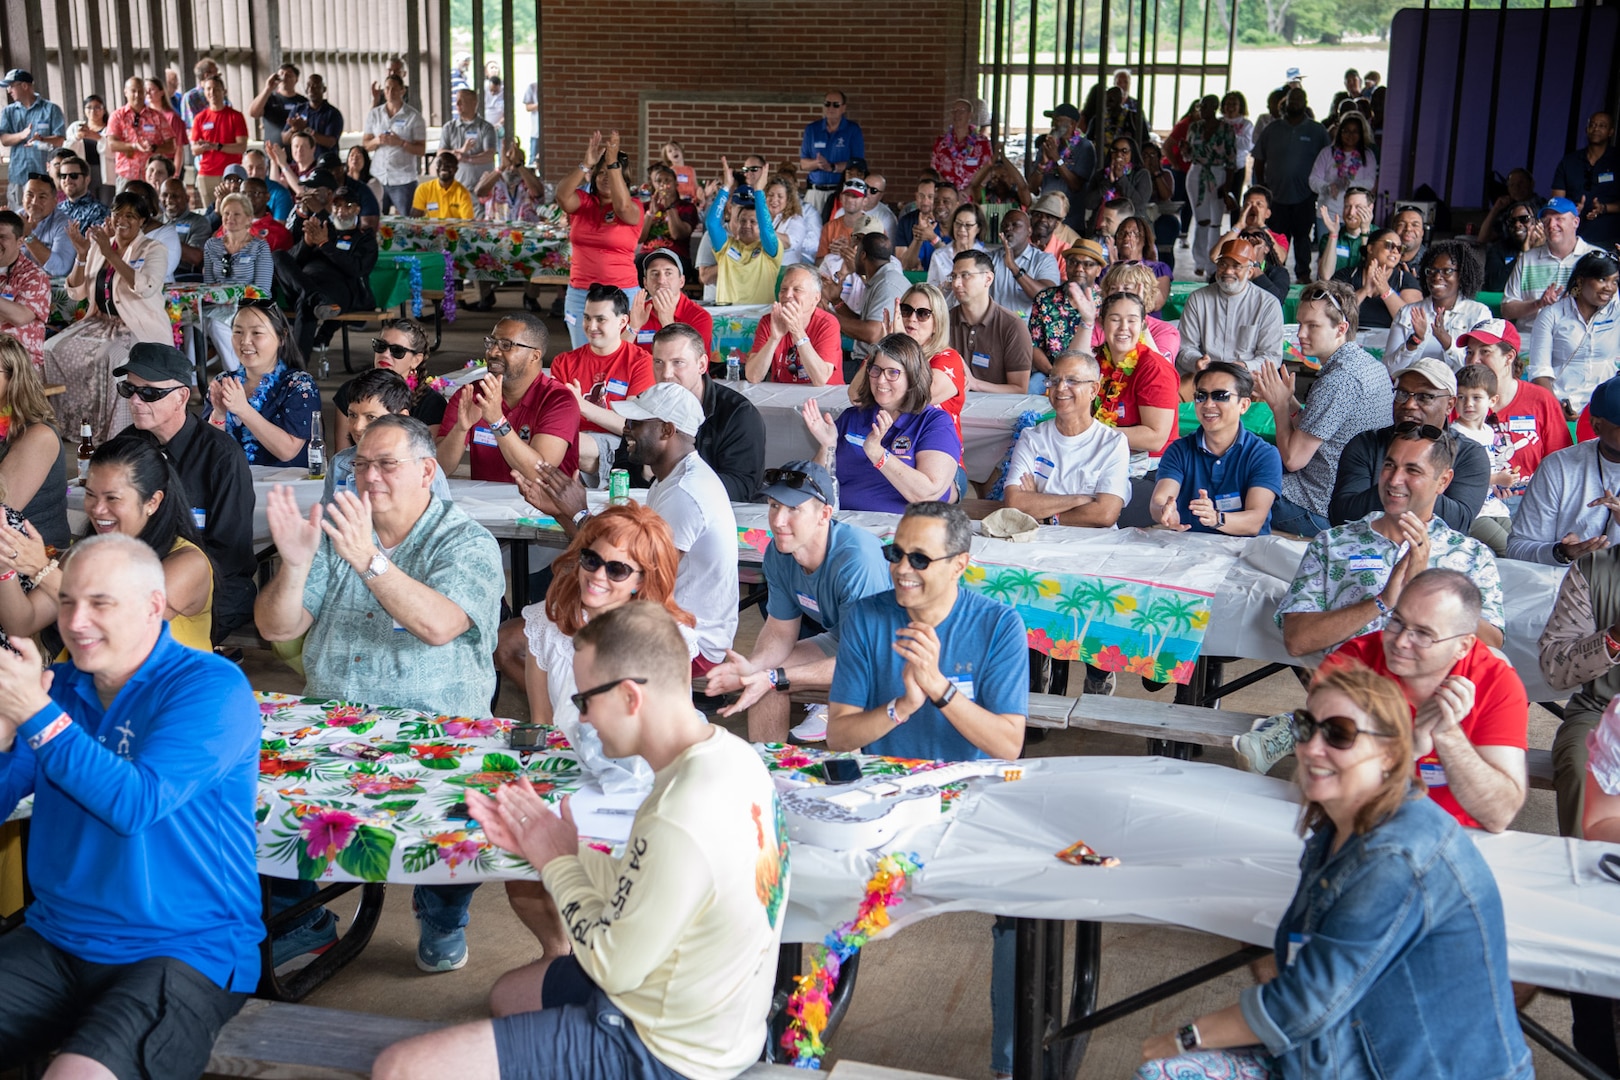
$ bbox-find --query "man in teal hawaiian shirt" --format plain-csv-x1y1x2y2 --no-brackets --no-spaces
1276,427,1504,657
256,414,504,975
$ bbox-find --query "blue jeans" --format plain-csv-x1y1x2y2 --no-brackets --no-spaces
381,181,418,217
990,915,1016,1074
1269,495,1331,538
564,285,642,349
269,880,478,937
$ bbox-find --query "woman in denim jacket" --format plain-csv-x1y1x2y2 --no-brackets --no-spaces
1138,663,1533,1080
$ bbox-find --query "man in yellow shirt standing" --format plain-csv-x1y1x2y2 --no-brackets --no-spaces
411,151,475,220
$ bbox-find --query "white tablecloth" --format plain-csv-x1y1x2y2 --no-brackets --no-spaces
731,381,1046,484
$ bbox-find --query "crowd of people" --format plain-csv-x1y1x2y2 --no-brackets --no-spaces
0,54,1616,1080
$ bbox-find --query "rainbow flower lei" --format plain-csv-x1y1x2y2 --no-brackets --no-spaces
780,852,923,1068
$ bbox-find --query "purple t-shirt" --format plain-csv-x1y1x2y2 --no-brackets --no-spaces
833,404,963,513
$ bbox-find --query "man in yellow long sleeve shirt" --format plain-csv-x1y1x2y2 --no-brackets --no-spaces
374,602,790,1080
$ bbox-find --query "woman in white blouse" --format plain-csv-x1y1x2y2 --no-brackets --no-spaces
766,175,821,266
1221,91,1255,176
1528,250,1620,416
1382,240,1492,373
1308,113,1378,222
927,202,989,290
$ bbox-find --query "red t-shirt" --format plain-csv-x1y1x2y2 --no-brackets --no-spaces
438,373,581,481
566,190,640,290
930,347,967,440
1095,345,1178,460
247,214,293,253
190,107,247,176
1486,378,1572,480
549,340,655,434
633,294,715,354
1324,633,1529,830
751,307,844,385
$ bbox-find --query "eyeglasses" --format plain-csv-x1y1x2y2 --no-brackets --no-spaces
1391,388,1445,410
351,456,424,476
116,382,185,402
898,302,933,320
570,676,649,716
868,186,886,195
823,100,844,108
763,467,831,505
484,335,539,352
1423,265,1458,278
1507,215,1534,225
577,547,641,582
1110,146,1132,155
883,543,964,570
1385,611,1472,650
868,365,906,382
743,165,763,174
1290,708,1395,751
372,338,415,359
1193,389,1237,403
1049,376,1098,391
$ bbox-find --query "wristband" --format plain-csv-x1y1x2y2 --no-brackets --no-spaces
794,335,811,348
873,449,888,470
571,507,591,529
886,698,908,726
1381,288,1394,300
29,558,58,590
1373,594,1393,618
27,713,72,751
489,418,513,438
0,570,13,582
1605,630,1620,659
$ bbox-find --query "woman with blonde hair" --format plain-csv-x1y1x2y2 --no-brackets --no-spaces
849,281,966,441
201,192,274,372
1092,262,1181,360
0,337,69,548
766,173,821,266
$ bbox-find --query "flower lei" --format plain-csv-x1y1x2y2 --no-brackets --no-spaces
223,363,288,462
1332,146,1364,183
1093,343,1143,428
780,852,923,1068
987,408,1056,499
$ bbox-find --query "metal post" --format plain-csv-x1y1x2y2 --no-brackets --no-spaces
502,0,515,164
989,0,1005,149
1061,0,1075,107
1199,0,1212,100
1012,918,1047,1080
471,0,484,120
1024,0,1037,158
1481,0,1508,188
530,0,542,175
1400,0,1435,206
405,0,422,120
1442,0,1475,207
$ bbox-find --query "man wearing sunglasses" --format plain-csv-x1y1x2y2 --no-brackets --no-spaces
1481,198,1538,293
800,90,864,215
1279,427,1504,659
55,156,108,231
703,460,889,742
274,179,378,357
1327,357,1489,534
258,414,505,973
1152,362,1282,535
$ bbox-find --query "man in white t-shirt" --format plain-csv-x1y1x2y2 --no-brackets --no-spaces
1003,350,1131,526
374,603,788,1080
612,384,739,672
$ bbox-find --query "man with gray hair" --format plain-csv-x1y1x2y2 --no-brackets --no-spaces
1175,236,1285,377
0,533,262,1076
256,414,505,974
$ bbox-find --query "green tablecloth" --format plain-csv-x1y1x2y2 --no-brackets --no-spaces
370,252,447,312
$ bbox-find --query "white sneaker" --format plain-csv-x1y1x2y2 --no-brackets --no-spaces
1233,713,1296,775
791,705,828,742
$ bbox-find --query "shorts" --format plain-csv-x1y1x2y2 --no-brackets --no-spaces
492,956,685,1080
0,926,246,1080
691,652,719,678
806,632,838,658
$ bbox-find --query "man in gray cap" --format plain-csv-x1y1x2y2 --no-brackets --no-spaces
704,459,891,741
111,341,258,640
0,71,66,209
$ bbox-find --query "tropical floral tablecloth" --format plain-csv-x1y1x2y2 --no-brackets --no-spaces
255,694,953,885
49,281,260,348
375,213,570,283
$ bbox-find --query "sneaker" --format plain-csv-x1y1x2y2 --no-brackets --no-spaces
1233,713,1296,775
1082,670,1116,697
271,910,337,969
416,925,469,973
790,705,828,742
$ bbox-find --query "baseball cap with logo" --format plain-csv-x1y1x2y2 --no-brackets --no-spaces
1542,197,1580,218
612,383,704,438
1456,319,1522,353
841,177,869,198
0,70,34,87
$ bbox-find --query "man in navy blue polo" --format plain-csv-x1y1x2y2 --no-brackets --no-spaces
1151,361,1284,535
798,90,864,216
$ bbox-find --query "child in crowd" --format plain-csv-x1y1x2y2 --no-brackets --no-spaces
1453,363,1518,555
323,368,454,505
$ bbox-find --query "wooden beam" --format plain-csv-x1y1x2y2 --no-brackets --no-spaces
247,0,279,91
51,0,79,110
471,0,484,122
83,0,108,104
175,0,198,112
405,0,421,120
114,0,136,87
4,0,51,94
143,0,165,91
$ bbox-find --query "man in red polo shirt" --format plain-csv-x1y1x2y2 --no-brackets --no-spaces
550,284,655,437
436,312,580,482
1321,567,1529,832
625,249,713,353
746,265,844,385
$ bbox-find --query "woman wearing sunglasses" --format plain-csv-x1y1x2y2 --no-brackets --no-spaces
43,191,169,441
201,192,273,374
1330,227,1422,332
849,284,965,441
332,317,443,451
202,301,321,467
801,333,962,513
1140,662,1531,1080
1152,362,1281,536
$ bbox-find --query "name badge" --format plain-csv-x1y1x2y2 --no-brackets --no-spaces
971,351,991,368
34,123,48,133
605,378,629,397
1601,172,1615,184
472,427,498,446
1214,493,1243,512
0,293,11,302
202,121,215,130
392,618,407,631
795,591,821,615
176,224,190,234
1335,244,1350,259
335,240,352,250
813,141,826,150
426,202,439,211
141,124,156,135
727,246,743,261
843,432,866,447
1418,760,1448,788
1286,932,1312,967
192,507,207,529
1507,415,1537,434
129,258,144,268
964,157,979,167
947,674,976,701
1347,555,1385,573
635,330,656,344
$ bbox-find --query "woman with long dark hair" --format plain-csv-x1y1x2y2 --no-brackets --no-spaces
203,299,321,466
1309,112,1378,222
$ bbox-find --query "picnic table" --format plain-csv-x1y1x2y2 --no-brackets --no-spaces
374,214,569,283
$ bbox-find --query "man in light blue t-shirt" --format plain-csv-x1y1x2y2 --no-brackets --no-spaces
703,460,889,743
826,498,1027,1079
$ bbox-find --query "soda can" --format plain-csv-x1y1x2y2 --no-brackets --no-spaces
609,469,630,505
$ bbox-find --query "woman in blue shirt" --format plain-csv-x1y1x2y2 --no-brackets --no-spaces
800,334,961,513
203,300,320,467
1151,361,1282,535
1138,661,1532,1080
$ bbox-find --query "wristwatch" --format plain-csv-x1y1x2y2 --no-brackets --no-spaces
1176,1023,1202,1053
931,681,959,709
360,552,389,581
769,667,791,693
489,417,513,438
1553,541,1572,565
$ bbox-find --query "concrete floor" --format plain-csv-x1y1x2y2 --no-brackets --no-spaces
226,283,1585,1077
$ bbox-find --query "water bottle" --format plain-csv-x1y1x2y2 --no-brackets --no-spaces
726,347,741,383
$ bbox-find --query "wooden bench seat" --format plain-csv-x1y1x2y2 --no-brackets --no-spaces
1067,696,1263,748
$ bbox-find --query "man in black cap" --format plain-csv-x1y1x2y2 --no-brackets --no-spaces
0,71,66,209
702,458,890,741
112,342,257,641
1028,103,1096,233
273,173,378,356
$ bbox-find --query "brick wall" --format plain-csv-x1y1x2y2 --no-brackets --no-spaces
539,0,979,206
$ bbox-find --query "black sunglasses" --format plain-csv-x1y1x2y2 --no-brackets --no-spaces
371,338,414,359
59,172,85,180
898,302,933,320
1507,215,1534,225
117,381,186,401
577,547,640,582
569,676,649,715
883,543,964,570
764,467,831,505
1298,285,1345,321
1392,419,1445,438
823,100,844,108
743,165,763,174
1193,389,1236,403
1290,708,1395,751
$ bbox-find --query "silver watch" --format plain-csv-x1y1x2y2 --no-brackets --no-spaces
360,552,390,581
